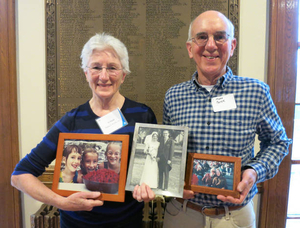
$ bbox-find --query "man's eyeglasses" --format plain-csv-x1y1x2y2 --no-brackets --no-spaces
190,32,230,46
87,66,123,76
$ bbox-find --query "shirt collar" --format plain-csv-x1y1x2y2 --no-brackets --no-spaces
192,66,233,89
220,66,233,88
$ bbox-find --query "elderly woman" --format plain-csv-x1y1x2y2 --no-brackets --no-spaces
11,33,157,228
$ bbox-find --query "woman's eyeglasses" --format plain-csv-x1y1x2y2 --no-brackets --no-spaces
87,66,123,76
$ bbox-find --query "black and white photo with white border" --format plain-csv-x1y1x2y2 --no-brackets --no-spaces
125,123,189,198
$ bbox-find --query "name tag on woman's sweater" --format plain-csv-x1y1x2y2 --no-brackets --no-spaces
96,108,128,134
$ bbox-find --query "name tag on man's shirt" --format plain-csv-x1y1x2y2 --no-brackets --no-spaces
96,108,128,134
211,94,237,112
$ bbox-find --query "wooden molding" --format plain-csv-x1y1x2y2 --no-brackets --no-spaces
0,0,22,227
259,0,297,227
38,166,55,189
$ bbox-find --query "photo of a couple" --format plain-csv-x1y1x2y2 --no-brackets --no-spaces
126,123,188,198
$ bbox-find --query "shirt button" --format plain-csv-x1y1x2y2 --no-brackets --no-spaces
207,121,211,125
205,146,209,150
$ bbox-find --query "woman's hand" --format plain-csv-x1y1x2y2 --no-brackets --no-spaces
133,183,156,202
11,173,103,211
59,191,104,211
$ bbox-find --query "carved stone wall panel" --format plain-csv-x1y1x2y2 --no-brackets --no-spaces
46,0,239,128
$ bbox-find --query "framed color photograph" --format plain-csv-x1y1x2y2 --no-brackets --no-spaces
52,133,129,202
185,153,241,198
125,123,189,198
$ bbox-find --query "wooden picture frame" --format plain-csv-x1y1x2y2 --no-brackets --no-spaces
185,153,241,198
52,133,129,202
125,123,189,198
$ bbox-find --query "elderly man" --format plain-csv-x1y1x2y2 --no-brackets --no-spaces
133,10,291,228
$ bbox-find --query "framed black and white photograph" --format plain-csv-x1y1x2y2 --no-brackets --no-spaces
125,123,189,198
185,153,241,198
52,133,129,202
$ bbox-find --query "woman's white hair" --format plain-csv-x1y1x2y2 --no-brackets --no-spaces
80,32,131,74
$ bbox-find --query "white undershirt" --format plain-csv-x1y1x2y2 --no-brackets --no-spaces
201,84,214,92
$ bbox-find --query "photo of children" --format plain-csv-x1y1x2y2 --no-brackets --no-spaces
77,147,99,183
58,139,122,191
191,159,234,190
98,142,122,174
59,145,82,183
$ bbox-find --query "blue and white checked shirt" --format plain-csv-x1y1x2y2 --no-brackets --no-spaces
163,67,292,206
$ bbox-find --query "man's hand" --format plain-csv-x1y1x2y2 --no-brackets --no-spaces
183,181,195,199
133,183,156,202
217,168,257,204
59,191,103,211
183,189,195,199
167,160,172,165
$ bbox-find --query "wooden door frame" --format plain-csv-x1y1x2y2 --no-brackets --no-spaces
259,0,297,227
0,0,22,227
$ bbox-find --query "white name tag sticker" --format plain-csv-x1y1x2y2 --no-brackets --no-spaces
96,108,128,134
211,94,237,112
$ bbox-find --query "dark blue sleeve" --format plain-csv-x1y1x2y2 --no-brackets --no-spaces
12,113,73,177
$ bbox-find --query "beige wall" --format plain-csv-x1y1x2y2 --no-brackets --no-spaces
16,0,268,227
16,1,46,228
